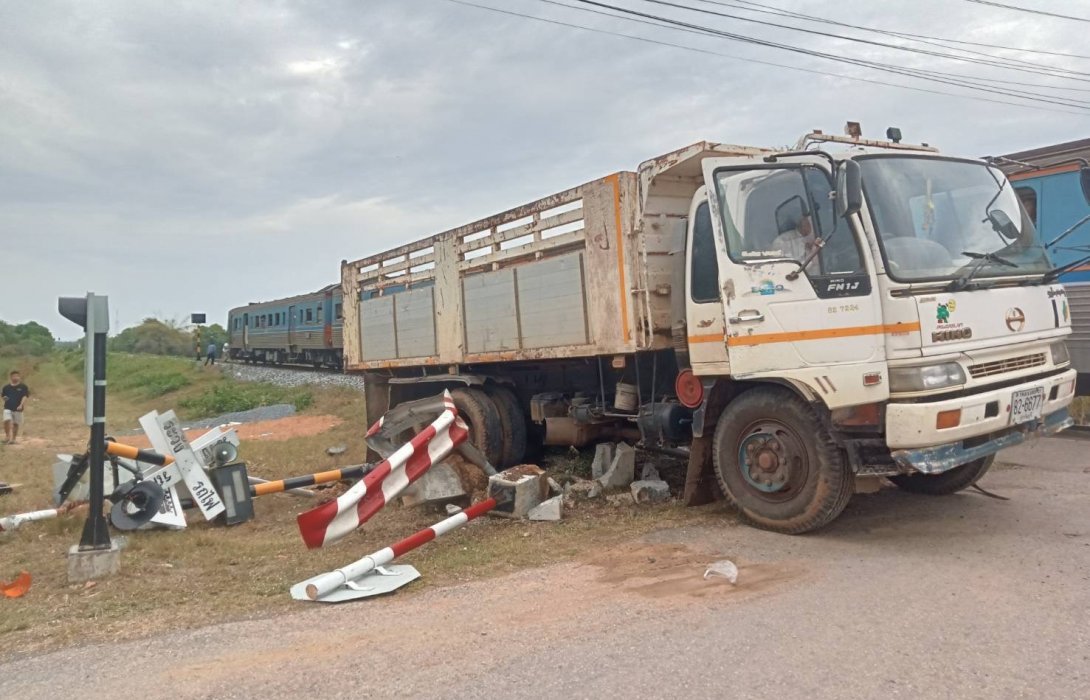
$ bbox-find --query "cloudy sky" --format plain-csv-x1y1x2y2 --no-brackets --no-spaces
1,0,1087,339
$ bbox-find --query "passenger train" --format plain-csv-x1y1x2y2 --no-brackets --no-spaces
227,284,344,368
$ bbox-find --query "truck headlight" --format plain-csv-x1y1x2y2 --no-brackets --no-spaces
889,362,966,392
1051,341,1070,366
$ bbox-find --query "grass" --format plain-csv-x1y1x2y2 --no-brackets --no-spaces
178,381,312,417
0,354,721,656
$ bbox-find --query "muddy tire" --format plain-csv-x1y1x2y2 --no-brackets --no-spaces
889,456,994,495
450,387,505,468
485,385,527,468
712,386,853,534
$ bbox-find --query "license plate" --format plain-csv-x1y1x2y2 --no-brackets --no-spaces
1010,387,1045,425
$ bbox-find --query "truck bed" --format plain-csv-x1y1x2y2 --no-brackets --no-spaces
341,173,649,370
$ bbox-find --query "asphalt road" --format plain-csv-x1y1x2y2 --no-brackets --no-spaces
2,435,1087,699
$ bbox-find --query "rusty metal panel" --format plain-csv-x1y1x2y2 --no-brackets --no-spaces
394,288,437,359
516,253,588,348
463,268,519,353
360,297,397,361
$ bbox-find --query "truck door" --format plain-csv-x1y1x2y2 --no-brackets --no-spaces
701,155,889,405
686,187,730,374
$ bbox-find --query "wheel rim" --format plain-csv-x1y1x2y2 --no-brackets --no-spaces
736,419,809,501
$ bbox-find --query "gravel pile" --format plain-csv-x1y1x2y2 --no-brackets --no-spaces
225,362,368,392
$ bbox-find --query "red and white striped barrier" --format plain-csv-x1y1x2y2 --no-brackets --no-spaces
296,391,469,549
291,497,497,602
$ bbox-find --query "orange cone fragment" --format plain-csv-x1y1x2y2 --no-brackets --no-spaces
1,571,31,598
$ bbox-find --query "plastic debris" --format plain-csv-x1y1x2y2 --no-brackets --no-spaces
1,571,32,598
703,560,739,585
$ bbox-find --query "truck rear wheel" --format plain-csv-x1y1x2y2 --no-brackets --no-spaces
450,388,505,468
485,385,527,468
889,456,994,495
712,387,853,534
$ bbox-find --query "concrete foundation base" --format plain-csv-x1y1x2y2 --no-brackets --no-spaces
67,541,121,583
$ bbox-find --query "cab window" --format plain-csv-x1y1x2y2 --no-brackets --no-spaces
690,201,719,303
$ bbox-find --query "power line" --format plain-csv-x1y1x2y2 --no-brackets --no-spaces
636,0,1090,79
556,0,1090,98
562,0,1090,108
962,0,1090,23
435,0,1088,114
706,0,1090,61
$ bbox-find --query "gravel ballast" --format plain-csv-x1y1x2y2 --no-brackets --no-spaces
224,362,368,391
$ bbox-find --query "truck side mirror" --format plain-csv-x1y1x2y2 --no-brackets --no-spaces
1080,166,1090,206
837,160,862,218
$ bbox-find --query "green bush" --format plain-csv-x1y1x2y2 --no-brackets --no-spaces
178,381,312,418
0,320,54,356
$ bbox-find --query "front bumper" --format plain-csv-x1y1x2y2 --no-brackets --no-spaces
885,368,1077,449
890,407,1073,474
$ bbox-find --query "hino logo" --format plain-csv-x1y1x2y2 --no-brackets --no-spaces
1005,307,1026,332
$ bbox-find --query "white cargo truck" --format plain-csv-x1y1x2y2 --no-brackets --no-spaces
341,126,1080,533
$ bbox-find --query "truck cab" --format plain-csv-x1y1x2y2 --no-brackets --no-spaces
674,129,1077,531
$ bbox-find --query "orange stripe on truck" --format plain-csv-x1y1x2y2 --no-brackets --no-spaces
726,322,921,347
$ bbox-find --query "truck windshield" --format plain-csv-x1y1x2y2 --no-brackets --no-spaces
859,156,1052,283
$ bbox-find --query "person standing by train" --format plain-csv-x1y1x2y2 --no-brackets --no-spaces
205,341,217,366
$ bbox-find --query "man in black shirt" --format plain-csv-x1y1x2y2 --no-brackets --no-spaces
2,370,30,445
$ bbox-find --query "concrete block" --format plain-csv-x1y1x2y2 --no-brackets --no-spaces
528,495,562,521
401,462,468,507
640,461,661,482
591,443,615,480
487,465,549,519
630,479,671,504
564,479,600,502
598,443,635,490
67,541,121,583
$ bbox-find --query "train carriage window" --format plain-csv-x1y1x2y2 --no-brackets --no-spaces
335,303,343,320
306,308,313,323
1015,186,1038,226
317,306,324,324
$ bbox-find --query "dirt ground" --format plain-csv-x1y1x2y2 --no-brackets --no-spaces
1,436,1087,699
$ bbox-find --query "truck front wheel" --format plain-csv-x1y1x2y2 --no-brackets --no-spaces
888,456,993,495
712,387,853,534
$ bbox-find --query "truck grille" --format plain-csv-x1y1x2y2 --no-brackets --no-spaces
967,353,1046,379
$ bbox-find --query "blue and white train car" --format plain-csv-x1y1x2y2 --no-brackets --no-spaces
227,284,344,368
1000,138,1090,388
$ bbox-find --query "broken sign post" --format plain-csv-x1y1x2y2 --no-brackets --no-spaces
138,410,225,522
291,496,499,603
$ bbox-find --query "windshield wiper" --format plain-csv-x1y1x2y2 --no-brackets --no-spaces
1043,251,1090,282
947,251,1019,291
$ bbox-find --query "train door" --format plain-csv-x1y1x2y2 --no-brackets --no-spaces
242,313,249,349
288,305,297,348
323,291,334,347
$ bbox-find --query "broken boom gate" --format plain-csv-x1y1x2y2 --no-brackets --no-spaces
296,391,469,549
291,496,499,603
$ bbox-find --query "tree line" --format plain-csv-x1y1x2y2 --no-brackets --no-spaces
0,317,227,358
